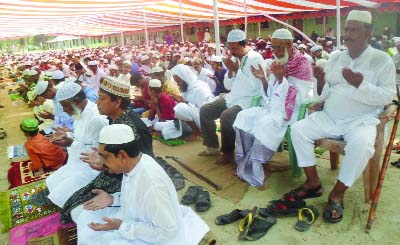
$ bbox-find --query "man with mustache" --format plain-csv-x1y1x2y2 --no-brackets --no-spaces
286,10,396,223
232,29,314,189
198,29,268,165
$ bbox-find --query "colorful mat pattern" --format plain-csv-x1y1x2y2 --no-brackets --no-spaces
7,160,54,189
10,212,76,245
0,180,60,232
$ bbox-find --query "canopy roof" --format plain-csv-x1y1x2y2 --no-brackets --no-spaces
0,0,393,39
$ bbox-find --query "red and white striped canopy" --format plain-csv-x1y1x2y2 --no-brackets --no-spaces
0,0,393,39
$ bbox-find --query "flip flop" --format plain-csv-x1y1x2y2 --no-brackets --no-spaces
283,185,323,200
323,200,344,223
195,190,211,212
215,209,251,225
238,207,276,241
295,205,319,232
259,198,306,218
181,186,202,205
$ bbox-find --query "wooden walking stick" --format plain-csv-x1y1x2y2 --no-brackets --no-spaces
365,88,400,233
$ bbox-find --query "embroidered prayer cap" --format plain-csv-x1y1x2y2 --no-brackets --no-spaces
35,80,49,95
211,55,222,63
99,124,135,145
88,60,98,66
149,79,162,88
227,29,246,42
346,10,372,24
52,70,64,80
100,76,130,98
151,66,164,74
310,45,323,53
21,118,39,132
109,64,118,70
271,29,293,40
56,82,82,102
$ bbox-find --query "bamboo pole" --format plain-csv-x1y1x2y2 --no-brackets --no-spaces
365,89,400,232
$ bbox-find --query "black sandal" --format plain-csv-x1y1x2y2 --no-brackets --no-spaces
283,185,323,200
195,190,211,212
323,200,344,223
181,186,202,205
238,207,276,241
295,205,319,232
259,198,306,218
215,209,251,225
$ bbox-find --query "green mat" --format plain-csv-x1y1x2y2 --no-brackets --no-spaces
9,93,23,101
152,135,186,146
0,180,60,233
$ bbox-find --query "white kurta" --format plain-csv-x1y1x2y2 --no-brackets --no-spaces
85,68,105,92
234,75,314,151
75,154,209,245
118,73,131,84
224,49,268,110
196,68,216,93
46,101,109,207
292,46,396,187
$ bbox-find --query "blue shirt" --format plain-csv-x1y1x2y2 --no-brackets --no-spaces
214,67,228,96
84,86,98,103
131,62,140,74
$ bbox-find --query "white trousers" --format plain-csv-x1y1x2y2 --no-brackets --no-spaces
174,103,201,129
291,117,376,187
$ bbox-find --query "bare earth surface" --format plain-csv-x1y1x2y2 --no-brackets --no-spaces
0,70,399,244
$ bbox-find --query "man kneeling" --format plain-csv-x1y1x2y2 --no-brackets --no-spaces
72,124,209,244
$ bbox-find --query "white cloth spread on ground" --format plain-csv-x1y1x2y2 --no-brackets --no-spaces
46,101,108,207
74,154,209,245
224,49,268,109
292,46,396,187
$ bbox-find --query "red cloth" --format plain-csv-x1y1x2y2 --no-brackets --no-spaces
24,134,67,171
157,93,176,120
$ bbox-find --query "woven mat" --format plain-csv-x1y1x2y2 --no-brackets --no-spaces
7,160,54,189
0,180,60,232
10,212,76,245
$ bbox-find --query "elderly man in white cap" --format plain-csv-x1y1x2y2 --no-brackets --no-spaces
192,57,216,93
285,10,396,223
85,60,105,92
45,82,108,208
232,28,313,188
199,29,268,165
35,80,74,131
298,43,313,64
72,124,209,245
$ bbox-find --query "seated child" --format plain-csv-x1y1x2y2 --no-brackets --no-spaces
21,118,67,172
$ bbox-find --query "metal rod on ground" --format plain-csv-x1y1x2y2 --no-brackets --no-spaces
212,0,221,56
365,88,400,232
165,156,223,191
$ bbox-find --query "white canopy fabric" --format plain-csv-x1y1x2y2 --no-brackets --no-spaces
0,0,392,39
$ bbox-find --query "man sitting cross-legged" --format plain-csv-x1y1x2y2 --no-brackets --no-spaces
284,10,396,223
72,124,209,245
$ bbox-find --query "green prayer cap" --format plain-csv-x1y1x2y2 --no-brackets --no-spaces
21,118,39,132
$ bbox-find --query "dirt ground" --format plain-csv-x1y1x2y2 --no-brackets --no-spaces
0,69,399,244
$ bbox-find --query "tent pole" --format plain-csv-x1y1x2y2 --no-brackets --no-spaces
213,0,221,56
179,0,184,42
244,0,248,37
102,16,105,44
144,10,149,47
120,17,125,47
258,22,261,38
336,0,341,47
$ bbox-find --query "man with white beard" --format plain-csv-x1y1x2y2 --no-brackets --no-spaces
46,82,108,208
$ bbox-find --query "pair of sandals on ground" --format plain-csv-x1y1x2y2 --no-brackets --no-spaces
214,197,320,241
155,157,185,190
181,186,211,212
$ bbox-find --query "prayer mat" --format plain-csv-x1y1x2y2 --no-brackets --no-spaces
0,180,60,232
7,144,28,159
7,160,54,189
153,135,186,146
9,93,22,101
10,212,76,245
